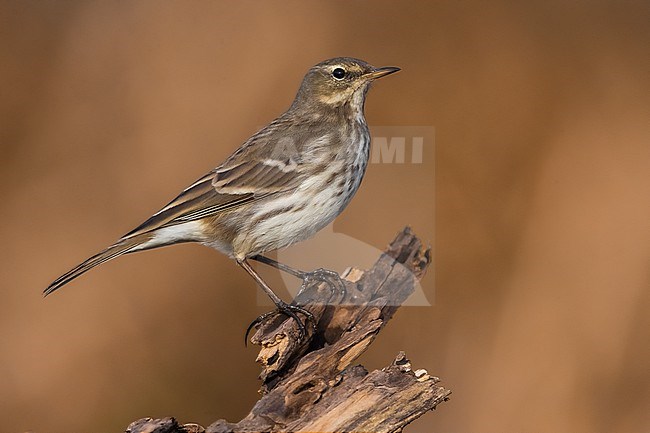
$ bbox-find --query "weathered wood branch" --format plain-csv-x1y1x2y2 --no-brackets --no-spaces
126,227,450,433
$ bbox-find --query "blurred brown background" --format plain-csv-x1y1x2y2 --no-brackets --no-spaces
1,1,649,432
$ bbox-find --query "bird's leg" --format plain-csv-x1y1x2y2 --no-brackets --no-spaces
237,258,315,344
250,255,346,299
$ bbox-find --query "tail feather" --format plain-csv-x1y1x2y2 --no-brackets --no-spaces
44,235,150,297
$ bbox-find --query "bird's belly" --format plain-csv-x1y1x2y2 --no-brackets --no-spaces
232,181,354,259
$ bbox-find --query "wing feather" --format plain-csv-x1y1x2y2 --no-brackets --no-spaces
121,116,308,239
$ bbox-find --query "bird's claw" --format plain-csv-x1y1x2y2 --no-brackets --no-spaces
300,268,347,299
245,301,316,345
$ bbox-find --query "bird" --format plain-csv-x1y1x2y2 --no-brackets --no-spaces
45,57,400,338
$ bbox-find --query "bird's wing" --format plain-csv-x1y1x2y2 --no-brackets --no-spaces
122,127,305,239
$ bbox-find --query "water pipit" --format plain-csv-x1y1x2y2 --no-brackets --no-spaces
45,57,400,339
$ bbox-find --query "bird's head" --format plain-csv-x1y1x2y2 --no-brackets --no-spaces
292,57,400,111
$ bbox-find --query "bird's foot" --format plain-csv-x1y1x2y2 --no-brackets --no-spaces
299,268,347,299
245,301,316,345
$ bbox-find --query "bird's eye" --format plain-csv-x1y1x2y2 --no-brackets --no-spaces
332,67,346,80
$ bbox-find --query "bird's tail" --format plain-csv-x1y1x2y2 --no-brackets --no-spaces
43,234,152,297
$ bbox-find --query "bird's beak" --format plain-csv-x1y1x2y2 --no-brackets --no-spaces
364,66,401,80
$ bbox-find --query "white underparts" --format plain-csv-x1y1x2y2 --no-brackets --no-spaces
132,220,205,251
